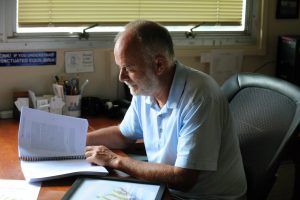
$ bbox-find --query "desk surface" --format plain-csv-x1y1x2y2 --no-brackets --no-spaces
0,116,121,200
1,116,299,199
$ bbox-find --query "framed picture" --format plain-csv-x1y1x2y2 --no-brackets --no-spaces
62,177,166,200
276,0,299,19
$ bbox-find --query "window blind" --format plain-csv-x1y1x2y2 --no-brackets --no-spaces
18,0,244,27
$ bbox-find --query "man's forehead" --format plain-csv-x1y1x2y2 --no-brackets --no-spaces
115,35,142,57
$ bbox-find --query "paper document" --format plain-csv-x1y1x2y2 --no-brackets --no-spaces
0,179,41,200
18,107,108,182
21,159,108,182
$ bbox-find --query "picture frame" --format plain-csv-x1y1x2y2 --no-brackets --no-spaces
276,0,299,19
62,177,166,200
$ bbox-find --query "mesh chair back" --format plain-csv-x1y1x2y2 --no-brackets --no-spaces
221,73,300,200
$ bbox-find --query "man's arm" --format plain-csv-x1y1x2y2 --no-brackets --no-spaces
86,126,135,149
85,145,199,191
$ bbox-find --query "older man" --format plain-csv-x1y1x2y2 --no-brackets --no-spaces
85,20,247,200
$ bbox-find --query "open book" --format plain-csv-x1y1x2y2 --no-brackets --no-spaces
18,107,108,183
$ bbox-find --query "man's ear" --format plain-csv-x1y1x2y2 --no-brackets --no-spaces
154,54,167,75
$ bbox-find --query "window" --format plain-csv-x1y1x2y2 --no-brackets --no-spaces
18,0,245,33
0,0,266,53
18,0,244,27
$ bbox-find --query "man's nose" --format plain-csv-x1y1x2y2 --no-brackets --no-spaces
119,67,128,82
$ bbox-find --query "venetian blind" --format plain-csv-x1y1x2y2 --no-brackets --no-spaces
18,0,244,27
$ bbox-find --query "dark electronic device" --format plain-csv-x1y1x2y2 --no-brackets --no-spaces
81,96,130,118
81,96,105,117
276,35,300,86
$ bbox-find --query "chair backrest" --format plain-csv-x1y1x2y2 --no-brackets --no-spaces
221,72,300,200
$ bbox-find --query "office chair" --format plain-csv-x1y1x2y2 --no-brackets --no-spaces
221,73,300,200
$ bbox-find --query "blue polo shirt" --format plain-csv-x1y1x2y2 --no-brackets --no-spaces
119,62,247,199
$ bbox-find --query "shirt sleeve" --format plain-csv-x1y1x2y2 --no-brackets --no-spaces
175,95,223,171
119,96,143,140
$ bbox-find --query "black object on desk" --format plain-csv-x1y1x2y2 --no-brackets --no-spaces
81,96,106,116
13,91,28,120
81,96,130,118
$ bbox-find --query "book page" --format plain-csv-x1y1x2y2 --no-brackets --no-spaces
18,107,88,160
21,159,108,182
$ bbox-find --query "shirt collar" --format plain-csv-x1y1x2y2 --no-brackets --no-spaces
167,61,186,109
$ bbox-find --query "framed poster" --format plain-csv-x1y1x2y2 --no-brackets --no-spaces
276,0,299,18
65,51,94,73
62,177,166,200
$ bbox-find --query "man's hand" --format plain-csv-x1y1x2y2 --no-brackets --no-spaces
85,145,119,168
85,145,199,192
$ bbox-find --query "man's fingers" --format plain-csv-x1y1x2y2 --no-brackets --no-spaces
85,151,93,158
84,145,116,167
85,146,94,151
85,145,106,152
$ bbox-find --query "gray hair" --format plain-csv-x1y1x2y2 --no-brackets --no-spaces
115,20,175,65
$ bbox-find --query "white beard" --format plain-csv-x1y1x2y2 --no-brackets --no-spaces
124,72,160,96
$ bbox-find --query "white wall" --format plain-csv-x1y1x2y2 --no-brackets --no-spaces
1,0,300,111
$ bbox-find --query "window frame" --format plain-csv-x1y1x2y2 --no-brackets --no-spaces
0,0,267,55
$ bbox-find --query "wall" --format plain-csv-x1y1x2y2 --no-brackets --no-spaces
0,48,123,111
243,1,300,75
1,0,300,111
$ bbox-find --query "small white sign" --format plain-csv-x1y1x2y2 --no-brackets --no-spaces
65,51,94,73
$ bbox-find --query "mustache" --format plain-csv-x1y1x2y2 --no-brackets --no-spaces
124,81,133,88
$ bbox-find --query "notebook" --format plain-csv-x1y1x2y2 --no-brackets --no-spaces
18,107,108,182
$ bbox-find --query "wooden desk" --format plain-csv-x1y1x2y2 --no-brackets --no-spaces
1,117,298,199
0,116,121,200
